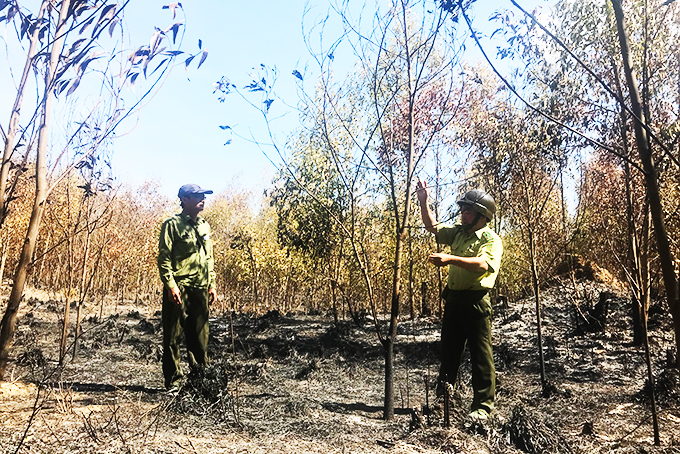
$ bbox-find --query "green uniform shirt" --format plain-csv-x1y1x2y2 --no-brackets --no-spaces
158,213,215,290
436,224,503,290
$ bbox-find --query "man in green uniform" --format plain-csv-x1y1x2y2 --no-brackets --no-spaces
416,181,503,420
158,183,217,390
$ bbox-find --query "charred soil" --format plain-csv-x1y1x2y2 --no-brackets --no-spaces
1,278,680,453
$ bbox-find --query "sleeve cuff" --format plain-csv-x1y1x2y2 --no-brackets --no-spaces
164,279,178,290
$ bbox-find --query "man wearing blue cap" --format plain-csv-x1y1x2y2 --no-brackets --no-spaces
158,183,217,390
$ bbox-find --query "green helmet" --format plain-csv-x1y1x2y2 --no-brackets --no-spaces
457,189,496,221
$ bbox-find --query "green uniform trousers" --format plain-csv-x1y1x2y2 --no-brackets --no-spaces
439,289,495,414
162,285,210,388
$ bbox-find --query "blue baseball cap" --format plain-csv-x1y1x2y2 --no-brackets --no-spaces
178,183,213,198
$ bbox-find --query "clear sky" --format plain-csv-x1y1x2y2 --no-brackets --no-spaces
108,0,550,200
110,0,312,199
0,0,549,201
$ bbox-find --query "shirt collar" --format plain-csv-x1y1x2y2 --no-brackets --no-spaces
456,223,488,239
179,213,202,224
474,225,489,239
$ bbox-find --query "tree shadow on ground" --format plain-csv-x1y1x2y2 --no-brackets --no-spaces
45,381,164,394
322,401,412,416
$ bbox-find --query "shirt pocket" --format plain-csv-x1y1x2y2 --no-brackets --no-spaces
457,243,477,258
174,233,197,260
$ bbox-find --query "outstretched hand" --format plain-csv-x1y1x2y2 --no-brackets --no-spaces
428,252,451,267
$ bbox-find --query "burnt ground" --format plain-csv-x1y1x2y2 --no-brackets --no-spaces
1,277,680,454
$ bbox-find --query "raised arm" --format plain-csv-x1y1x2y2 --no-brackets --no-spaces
416,179,438,234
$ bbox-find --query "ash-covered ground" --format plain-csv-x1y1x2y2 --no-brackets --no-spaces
1,276,679,453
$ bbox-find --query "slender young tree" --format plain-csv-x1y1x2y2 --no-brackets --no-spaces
302,0,465,418
0,0,74,380
611,0,679,375
215,0,466,419
0,1,49,229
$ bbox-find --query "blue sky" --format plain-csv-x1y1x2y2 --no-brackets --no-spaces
109,0,550,200
0,0,548,201
111,0,311,199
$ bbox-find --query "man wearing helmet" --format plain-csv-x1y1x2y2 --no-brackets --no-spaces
416,180,503,421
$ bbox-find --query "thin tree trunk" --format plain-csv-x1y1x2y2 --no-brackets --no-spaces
134,270,140,306
408,227,415,320
434,145,443,318
284,264,293,315
559,168,566,239
330,280,338,324
0,1,49,227
0,0,73,379
384,2,418,415
643,299,660,444
611,0,680,370
73,228,91,360
330,242,344,323
0,231,8,284
247,245,258,311
612,55,646,345
383,334,396,418
421,281,429,316
60,237,74,362
529,229,546,387
384,233,403,419
98,295,105,322
34,229,51,288
640,204,651,322
635,0,654,348
108,265,115,296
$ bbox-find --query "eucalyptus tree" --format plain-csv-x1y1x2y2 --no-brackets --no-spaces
506,126,566,391
455,70,568,389
0,0,206,380
609,0,680,381
609,1,679,441
269,130,352,321
300,0,467,418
